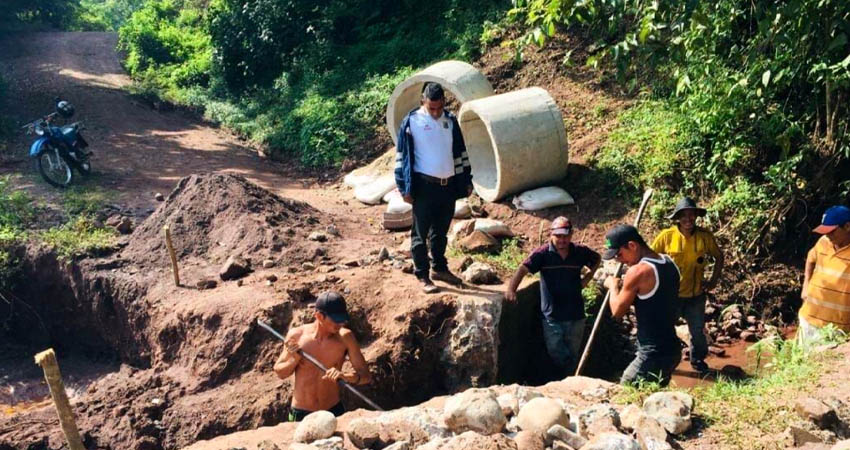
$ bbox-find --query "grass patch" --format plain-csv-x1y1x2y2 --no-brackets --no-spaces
62,185,115,216
614,326,849,449
40,216,117,259
450,237,527,273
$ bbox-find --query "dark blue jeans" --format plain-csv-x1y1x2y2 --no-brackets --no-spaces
410,178,455,280
620,346,681,386
541,317,585,374
677,294,708,362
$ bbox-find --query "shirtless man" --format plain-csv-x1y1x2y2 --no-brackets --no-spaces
602,225,682,386
273,291,372,421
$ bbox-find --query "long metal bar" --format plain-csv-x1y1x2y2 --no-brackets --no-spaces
257,319,384,411
574,188,654,376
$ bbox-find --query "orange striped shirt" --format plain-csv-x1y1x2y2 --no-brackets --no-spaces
800,235,850,331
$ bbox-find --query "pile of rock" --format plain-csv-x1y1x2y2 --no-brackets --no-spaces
288,385,695,450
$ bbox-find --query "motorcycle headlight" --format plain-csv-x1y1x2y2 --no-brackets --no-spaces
34,125,44,136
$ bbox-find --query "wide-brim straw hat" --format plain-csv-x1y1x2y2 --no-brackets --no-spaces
667,197,707,220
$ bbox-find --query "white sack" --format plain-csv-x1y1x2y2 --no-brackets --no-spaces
475,219,513,237
454,199,471,219
383,188,401,203
343,172,378,188
386,195,412,214
511,186,575,211
354,175,397,205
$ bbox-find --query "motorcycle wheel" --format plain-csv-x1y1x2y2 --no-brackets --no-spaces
37,147,73,188
77,155,91,176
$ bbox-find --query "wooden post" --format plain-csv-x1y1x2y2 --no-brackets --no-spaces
163,225,180,286
34,349,85,450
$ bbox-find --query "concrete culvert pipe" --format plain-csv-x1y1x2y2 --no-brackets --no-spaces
458,87,569,202
386,60,494,146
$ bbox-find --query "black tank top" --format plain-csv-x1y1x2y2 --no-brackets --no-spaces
634,255,681,353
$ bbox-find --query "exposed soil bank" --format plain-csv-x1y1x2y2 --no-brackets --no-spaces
0,174,502,450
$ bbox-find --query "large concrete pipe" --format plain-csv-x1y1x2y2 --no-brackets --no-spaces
458,87,568,202
386,60,494,146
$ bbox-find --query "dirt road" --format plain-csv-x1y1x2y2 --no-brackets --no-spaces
0,32,353,217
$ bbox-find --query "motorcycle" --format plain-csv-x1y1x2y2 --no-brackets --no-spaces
22,99,91,188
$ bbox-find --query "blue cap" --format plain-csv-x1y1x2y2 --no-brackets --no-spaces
315,291,349,324
814,206,850,234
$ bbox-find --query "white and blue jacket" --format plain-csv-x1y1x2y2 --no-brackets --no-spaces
394,108,473,200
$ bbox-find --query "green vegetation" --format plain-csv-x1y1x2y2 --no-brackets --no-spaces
74,0,145,31
62,185,115,216
40,216,117,259
449,237,527,274
505,0,850,257
616,327,848,449
0,0,144,31
116,0,508,167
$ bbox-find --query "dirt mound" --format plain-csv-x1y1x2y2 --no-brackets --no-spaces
124,173,322,271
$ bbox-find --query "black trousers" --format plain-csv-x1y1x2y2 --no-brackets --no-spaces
410,177,456,280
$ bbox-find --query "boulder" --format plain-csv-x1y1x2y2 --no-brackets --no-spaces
795,397,839,429
155,192,165,201
220,255,251,280
634,415,671,450
783,426,823,446
107,215,134,234
311,437,343,450
196,279,217,290
642,392,693,435
497,393,516,418
513,430,545,450
618,404,644,431
832,440,850,450
372,406,451,447
458,230,500,254
443,388,507,435
450,219,477,243
262,259,276,268
382,441,410,450
308,232,328,242
345,418,380,448
580,432,640,450
463,262,499,284
438,431,518,450
441,293,502,391
516,397,569,434
546,424,587,449
577,404,620,439
257,441,281,450
292,410,336,443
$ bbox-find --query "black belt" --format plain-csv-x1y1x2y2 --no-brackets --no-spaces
415,172,453,186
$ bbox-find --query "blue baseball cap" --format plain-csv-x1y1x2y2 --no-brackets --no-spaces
814,206,850,234
315,291,349,324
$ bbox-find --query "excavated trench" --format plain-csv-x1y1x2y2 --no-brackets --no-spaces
498,281,634,386
0,174,472,450
0,174,643,450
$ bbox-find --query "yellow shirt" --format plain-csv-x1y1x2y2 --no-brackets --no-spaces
651,225,722,298
800,236,850,331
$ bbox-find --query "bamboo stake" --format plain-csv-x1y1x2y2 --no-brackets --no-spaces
163,225,180,286
34,349,85,450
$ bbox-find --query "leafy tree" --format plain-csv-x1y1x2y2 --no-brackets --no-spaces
1,0,80,29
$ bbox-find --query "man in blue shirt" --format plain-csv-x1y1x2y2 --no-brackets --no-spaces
506,216,601,376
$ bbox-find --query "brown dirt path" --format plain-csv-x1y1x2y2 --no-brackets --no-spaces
0,32,358,219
